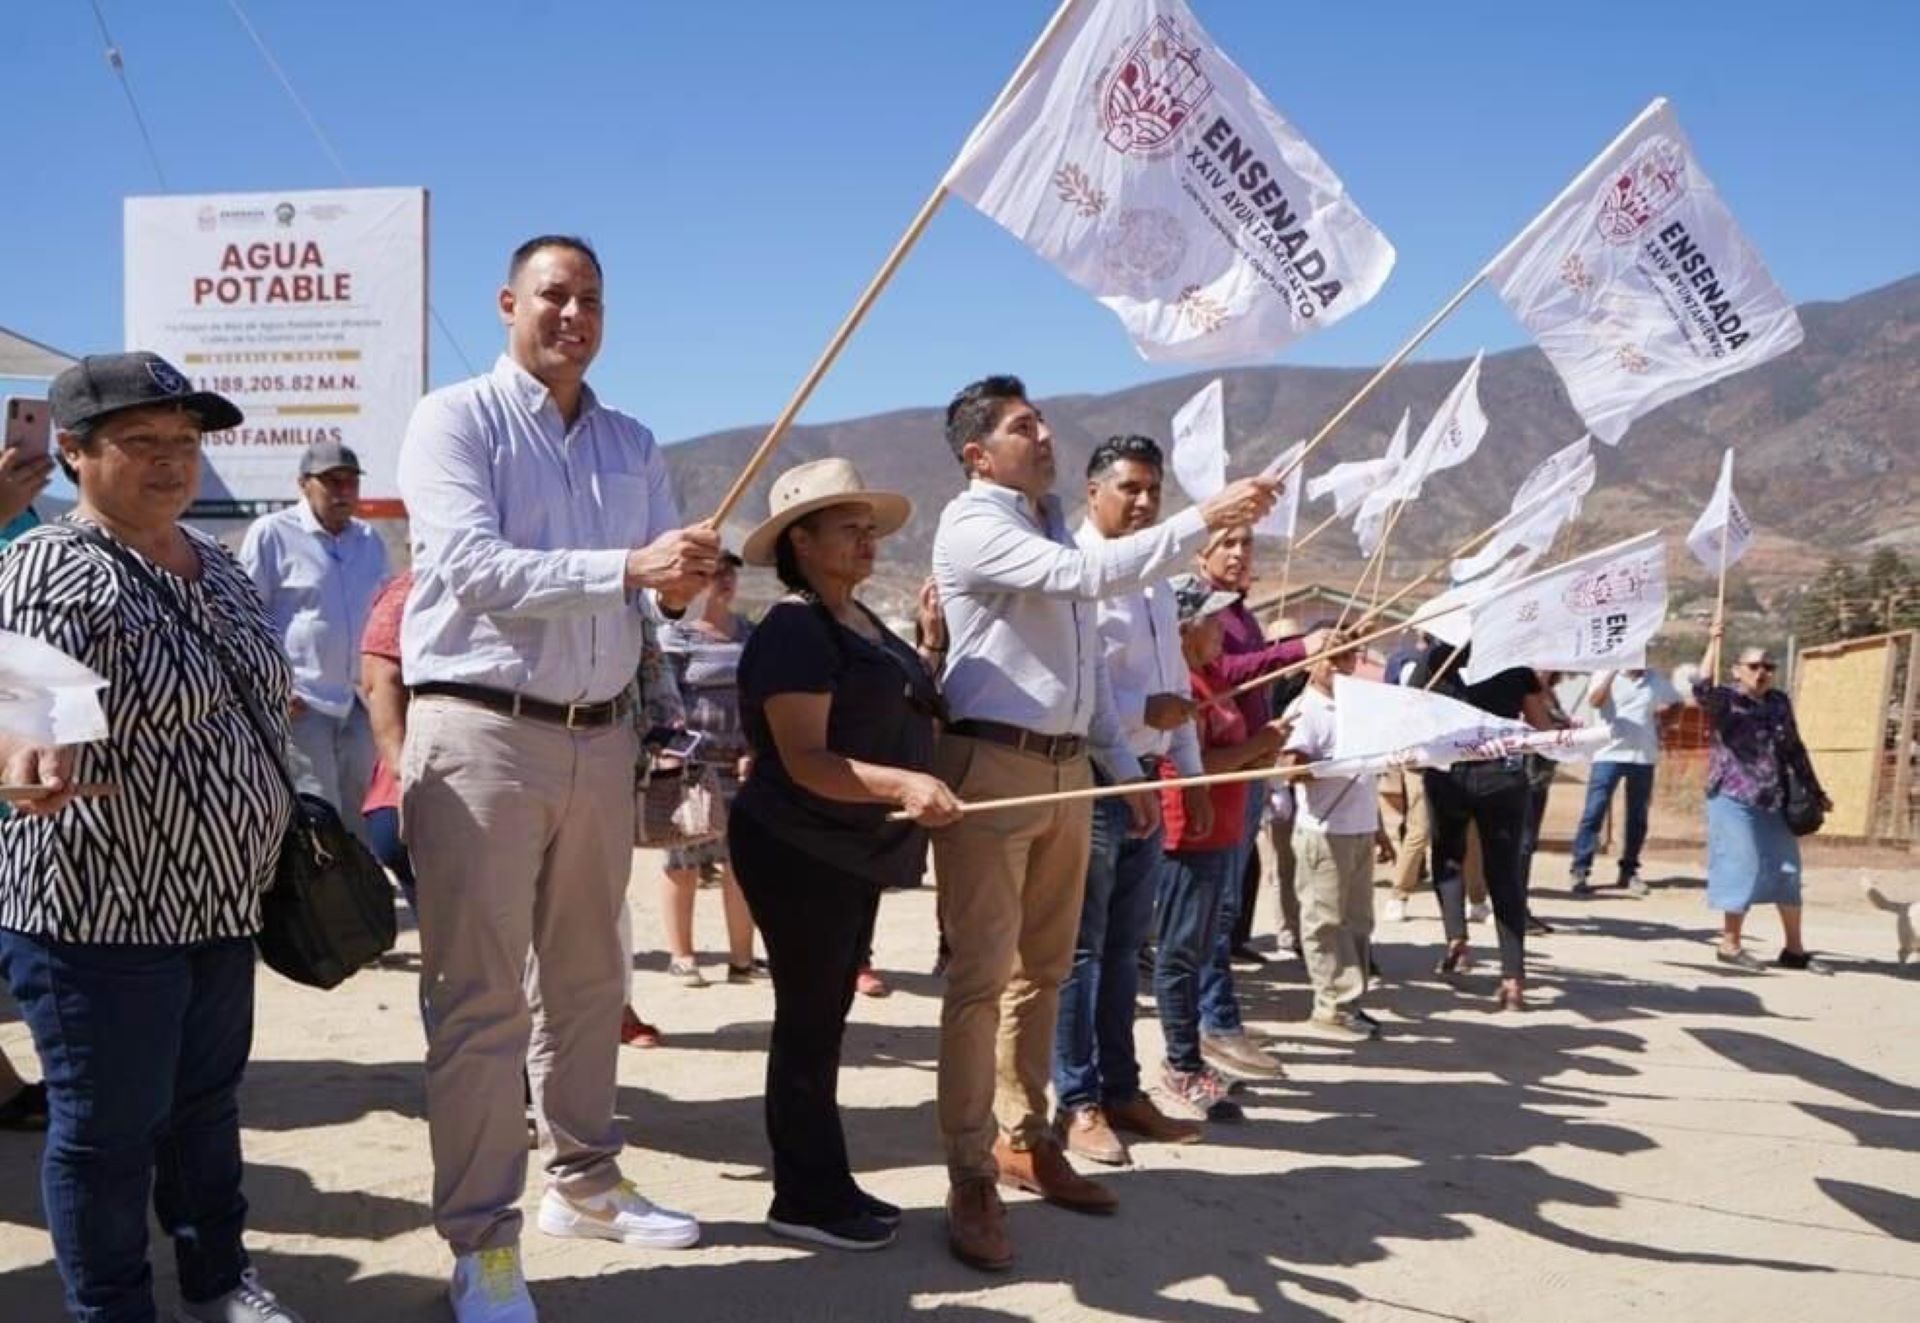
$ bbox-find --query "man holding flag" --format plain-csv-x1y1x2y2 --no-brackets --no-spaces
930,375,1278,1271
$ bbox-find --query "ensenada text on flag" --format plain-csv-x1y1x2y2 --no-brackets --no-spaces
1463,531,1668,683
1686,447,1753,571
1485,98,1802,445
945,0,1395,364
1354,352,1487,555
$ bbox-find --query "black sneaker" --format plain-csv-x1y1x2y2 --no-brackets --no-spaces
855,1189,902,1227
1776,949,1832,974
1569,874,1596,897
1230,942,1268,967
767,1210,897,1251
1526,914,1554,936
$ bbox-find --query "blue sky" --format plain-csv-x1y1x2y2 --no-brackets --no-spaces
5,0,1917,444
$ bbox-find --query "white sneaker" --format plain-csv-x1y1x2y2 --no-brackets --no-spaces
448,1248,536,1323
1469,901,1492,924
175,1269,304,1322
537,1180,700,1249
1384,897,1409,923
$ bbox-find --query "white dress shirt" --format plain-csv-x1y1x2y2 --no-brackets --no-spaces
933,478,1207,783
239,501,390,718
1074,519,1204,778
397,355,681,704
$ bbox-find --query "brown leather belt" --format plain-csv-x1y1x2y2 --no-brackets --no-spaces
411,682,633,730
949,719,1087,764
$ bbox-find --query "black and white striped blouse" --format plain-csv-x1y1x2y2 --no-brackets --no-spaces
0,517,295,944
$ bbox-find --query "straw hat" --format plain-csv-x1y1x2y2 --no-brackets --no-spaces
740,457,912,566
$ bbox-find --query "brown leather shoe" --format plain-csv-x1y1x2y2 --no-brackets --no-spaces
994,1135,1118,1214
947,1176,1014,1271
1056,1104,1129,1166
1105,1094,1203,1146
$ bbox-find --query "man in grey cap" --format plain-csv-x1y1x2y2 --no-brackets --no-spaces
238,438,390,843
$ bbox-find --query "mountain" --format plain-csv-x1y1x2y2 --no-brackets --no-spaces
665,274,1920,623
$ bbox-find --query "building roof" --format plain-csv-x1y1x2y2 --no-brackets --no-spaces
0,323,76,380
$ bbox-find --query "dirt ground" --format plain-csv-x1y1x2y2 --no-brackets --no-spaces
2,812,1916,1321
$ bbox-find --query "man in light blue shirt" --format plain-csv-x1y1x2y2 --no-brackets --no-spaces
930,374,1277,1272
239,440,389,843
1570,668,1682,897
397,235,718,1323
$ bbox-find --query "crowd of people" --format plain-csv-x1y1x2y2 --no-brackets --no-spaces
0,234,1833,1323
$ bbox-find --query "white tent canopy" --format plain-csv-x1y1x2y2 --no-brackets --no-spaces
0,324,76,380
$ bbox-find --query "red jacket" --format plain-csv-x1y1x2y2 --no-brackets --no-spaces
1160,667,1248,853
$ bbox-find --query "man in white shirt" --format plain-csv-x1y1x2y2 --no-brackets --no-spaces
239,440,389,843
1570,668,1682,897
1052,436,1209,1170
931,375,1277,1272
398,235,719,1323
1280,630,1396,1041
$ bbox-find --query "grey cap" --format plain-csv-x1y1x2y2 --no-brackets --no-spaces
50,351,244,434
299,439,364,477
1169,573,1239,625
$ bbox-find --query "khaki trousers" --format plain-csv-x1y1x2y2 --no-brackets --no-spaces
1295,829,1376,1016
402,696,637,1253
1393,772,1486,905
932,735,1093,1184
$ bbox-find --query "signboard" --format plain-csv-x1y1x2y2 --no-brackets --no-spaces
125,186,426,515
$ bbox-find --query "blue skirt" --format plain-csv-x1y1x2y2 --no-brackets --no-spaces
1706,794,1803,912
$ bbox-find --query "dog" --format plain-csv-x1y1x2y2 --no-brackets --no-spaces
1862,880,1917,966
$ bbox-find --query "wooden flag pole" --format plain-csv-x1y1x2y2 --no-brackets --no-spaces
891,760,1313,821
1266,273,1487,491
1293,506,1345,552
1710,515,1732,685
706,0,1084,527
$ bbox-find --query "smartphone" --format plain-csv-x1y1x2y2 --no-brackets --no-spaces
3,397,51,455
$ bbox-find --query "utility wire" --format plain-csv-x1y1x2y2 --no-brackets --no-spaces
85,0,169,188
223,0,479,376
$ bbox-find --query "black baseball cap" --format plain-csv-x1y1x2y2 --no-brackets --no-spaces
299,440,364,477
49,351,244,434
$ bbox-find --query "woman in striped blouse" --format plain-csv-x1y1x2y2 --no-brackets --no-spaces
0,353,303,1322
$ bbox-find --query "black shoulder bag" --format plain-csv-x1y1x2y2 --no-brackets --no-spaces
80,527,396,988
1777,712,1826,838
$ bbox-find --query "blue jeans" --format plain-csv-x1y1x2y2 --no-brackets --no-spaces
364,805,417,912
1153,849,1232,1072
1570,762,1655,879
1199,788,1264,1035
1052,797,1162,1110
0,932,256,1323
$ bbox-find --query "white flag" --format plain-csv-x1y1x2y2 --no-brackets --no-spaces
1354,354,1487,554
1486,99,1802,444
1309,409,1408,517
946,0,1395,364
1463,531,1668,682
1307,724,1612,779
1169,377,1226,502
1330,674,1610,767
1417,550,1541,648
1511,436,1593,511
1449,450,1596,582
1256,440,1306,539
0,629,110,745
1686,447,1754,572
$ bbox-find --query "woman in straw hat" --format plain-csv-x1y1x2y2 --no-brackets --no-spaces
730,457,962,1251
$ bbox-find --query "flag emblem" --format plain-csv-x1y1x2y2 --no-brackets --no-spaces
1596,138,1687,244
1101,207,1188,294
1101,17,1213,156
1565,560,1652,610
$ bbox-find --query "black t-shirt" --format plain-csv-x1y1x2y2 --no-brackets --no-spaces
1414,642,1542,720
734,598,940,891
